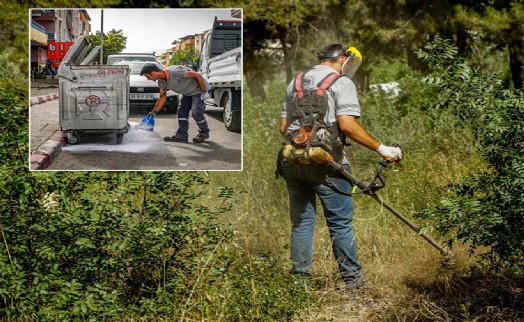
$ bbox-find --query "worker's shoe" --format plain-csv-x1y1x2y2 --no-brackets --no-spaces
340,278,365,294
164,134,188,143
192,132,209,143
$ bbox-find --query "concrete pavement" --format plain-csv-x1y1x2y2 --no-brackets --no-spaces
29,81,242,171
29,80,62,170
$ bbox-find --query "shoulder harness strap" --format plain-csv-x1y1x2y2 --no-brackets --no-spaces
316,73,343,97
294,72,305,98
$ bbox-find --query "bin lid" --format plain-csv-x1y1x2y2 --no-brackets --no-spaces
58,36,95,81
81,46,100,65
61,35,91,66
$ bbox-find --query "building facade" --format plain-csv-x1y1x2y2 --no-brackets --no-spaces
30,9,91,77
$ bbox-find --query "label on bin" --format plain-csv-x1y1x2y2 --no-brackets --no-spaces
97,69,126,75
85,95,101,107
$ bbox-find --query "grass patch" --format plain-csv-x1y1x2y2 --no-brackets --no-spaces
205,70,496,320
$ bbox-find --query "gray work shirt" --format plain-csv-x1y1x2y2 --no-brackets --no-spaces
281,65,361,164
157,65,209,96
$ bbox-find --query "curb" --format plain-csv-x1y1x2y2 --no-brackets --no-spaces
30,93,59,106
29,92,62,170
30,131,66,170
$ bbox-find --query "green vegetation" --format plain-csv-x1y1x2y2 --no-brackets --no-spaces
415,39,524,273
170,44,198,67
208,41,523,319
0,158,310,319
240,0,524,98
10,0,524,320
87,29,128,64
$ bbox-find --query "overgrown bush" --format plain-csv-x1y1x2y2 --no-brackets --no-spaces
415,39,524,273
1,84,310,320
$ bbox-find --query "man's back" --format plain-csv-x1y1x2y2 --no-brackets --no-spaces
158,65,202,96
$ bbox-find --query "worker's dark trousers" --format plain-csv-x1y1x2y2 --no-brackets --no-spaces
176,94,209,138
281,162,363,284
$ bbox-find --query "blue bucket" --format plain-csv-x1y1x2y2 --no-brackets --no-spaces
139,114,155,132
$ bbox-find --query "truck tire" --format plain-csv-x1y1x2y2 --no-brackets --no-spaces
222,90,241,132
165,96,179,114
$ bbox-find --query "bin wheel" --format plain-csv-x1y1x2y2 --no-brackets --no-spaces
116,133,124,145
67,133,80,145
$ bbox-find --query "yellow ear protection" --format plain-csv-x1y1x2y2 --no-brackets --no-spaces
346,47,362,60
341,46,362,78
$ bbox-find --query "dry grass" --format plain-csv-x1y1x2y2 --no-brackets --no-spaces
196,77,522,320
200,147,518,321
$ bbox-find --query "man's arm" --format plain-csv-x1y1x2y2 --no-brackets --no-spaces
186,71,207,92
338,114,402,161
279,118,292,137
337,115,380,151
151,88,167,113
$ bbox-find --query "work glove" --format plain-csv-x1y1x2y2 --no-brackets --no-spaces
376,144,402,163
148,110,157,117
200,91,207,101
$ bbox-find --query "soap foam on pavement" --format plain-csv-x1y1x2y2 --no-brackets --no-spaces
63,122,158,153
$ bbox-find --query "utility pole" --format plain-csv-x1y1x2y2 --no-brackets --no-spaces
100,9,104,64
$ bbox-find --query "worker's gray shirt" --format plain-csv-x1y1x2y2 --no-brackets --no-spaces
281,65,361,164
157,65,209,96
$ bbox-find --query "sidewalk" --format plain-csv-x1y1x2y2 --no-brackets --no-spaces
29,80,64,170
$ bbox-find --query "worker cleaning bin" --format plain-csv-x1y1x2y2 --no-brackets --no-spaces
57,35,130,145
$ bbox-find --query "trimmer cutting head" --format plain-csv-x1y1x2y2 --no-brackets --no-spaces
441,251,456,268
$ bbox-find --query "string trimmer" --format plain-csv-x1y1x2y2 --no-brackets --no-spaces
329,156,455,268
280,139,455,267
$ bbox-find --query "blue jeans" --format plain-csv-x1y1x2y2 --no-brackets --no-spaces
176,94,209,138
281,161,362,284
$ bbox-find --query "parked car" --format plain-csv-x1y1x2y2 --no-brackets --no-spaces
114,61,178,114
107,53,157,65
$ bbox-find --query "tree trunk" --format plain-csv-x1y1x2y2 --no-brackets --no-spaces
406,43,426,72
243,51,267,101
508,21,524,90
278,29,293,85
455,22,468,56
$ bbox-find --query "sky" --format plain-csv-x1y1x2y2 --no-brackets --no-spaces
85,9,239,54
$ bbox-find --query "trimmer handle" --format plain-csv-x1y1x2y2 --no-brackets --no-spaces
383,143,402,164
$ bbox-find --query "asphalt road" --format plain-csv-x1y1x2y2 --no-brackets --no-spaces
31,98,242,171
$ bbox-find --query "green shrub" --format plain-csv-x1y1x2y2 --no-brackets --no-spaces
0,85,309,321
415,39,524,273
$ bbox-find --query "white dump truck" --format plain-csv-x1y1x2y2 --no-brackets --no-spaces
197,16,242,132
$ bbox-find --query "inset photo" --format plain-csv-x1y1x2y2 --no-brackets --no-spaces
29,8,242,171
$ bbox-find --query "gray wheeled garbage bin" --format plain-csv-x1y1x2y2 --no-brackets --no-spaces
57,36,130,144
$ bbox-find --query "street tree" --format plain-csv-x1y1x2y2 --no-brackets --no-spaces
169,45,198,67
238,0,339,99
87,29,127,64
457,1,524,89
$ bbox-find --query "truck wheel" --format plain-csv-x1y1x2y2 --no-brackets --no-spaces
165,97,179,113
223,91,241,132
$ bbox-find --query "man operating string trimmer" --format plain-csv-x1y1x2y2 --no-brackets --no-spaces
276,44,402,291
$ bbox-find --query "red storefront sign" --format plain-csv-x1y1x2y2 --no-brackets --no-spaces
48,41,74,60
